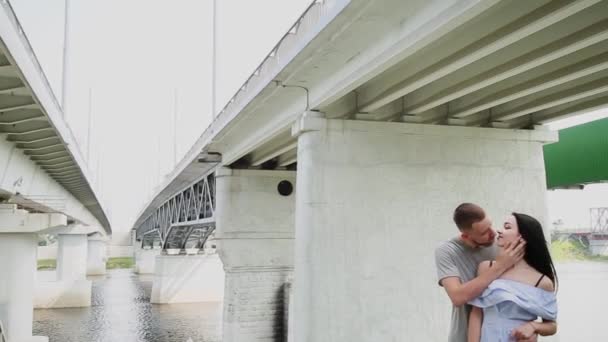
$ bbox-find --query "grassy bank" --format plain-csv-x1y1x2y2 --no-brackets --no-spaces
37,257,135,270
106,257,134,269
38,259,56,270
551,239,608,262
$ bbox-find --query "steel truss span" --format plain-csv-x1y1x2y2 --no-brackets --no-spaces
135,172,215,251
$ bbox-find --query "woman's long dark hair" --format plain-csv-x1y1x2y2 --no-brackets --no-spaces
513,212,558,291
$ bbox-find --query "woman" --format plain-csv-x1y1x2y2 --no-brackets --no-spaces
468,213,558,342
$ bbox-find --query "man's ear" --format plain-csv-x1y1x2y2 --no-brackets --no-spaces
460,231,469,240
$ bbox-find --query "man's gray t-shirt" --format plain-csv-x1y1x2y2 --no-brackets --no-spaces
435,237,496,342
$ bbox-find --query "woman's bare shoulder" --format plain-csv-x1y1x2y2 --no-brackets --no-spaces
538,276,555,292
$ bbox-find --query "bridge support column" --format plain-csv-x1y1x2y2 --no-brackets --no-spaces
150,253,224,304
57,234,88,280
0,234,45,342
291,116,557,342
0,205,66,342
86,235,107,276
134,247,161,274
35,233,91,308
215,168,296,342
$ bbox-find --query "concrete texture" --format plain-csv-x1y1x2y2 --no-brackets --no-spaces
0,233,44,342
150,254,225,304
35,234,91,308
56,234,88,281
215,169,296,342
86,239,107,276
134,248,161,274
292,118,555,342
34,280,91,308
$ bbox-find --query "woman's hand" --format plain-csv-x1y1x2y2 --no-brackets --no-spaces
511,322,537,341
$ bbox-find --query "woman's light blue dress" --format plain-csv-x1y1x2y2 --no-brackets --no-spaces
469,279,557,342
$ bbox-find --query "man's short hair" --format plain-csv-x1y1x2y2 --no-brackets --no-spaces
453,203,485,231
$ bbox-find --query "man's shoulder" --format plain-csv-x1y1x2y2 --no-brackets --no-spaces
435,238,463,257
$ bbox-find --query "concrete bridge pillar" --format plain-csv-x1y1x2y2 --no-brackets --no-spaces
57,234,88,281
35,230,92,309
150,253,224,304
215,168,296,342
0,233,43,342
0,204,66,342
291,115,557,342
134,246,161,274
86,235,107,276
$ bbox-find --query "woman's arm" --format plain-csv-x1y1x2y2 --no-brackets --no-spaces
535,320,557,336
512,320,557,339
468,306,483,342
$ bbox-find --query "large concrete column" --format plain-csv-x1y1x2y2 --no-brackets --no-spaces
150,253,225,304
291,115,557,342
0,204,66,342
0,234,41,342
57,234,88,280
215,168,296,342
134,247,161,274
35,232,91,308
86,235,107,276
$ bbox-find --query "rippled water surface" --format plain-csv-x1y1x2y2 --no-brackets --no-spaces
33,269,222,342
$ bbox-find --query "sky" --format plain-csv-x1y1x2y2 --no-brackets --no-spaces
10,0,311,231
9,0,608,233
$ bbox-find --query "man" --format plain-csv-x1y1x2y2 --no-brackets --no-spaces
435,203,530,342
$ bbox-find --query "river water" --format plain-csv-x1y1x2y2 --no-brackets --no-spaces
33,269,222,342
33,262,608,341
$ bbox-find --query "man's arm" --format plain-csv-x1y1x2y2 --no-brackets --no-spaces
438,239,526,307
440,266,503,307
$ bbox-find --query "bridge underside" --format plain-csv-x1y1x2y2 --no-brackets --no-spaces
0,0,110,232
216,0,608,171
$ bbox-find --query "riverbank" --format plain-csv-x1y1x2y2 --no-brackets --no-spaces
551,239,608,262
37,257,134,270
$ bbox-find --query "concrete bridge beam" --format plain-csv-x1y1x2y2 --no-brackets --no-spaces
291,115,556,342
215,168,296,342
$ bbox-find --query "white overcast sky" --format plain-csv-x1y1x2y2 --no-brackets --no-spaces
11,0,311,231
9,0,608,232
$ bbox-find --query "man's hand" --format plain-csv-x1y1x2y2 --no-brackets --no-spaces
512,322,538,341
495,238,526,271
